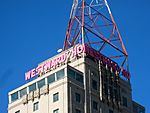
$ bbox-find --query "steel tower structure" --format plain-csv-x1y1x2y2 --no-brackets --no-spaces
63,0,130,79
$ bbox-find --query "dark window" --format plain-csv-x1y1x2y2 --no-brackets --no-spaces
20,88,27,98
114,82,117,88
75,93,81,103
76,109,81,113
68,68,83,83
68,69,75,79
56,69,64,80
123,96,128,107
29,83,36,93
11,92,18,102
101,67,107,76
53,109,59,113
104,84,108,96
76,73,83,83
37,79,45,89
33,102,39,111
53,92,59,102
92,80,97,90
107,69,111,76
109,86,113,99
93,101,98,110
48,74,55,84
114,89,118,101
109,77,113,85
109,109,113,113
104,75,107,82
15,110,20,113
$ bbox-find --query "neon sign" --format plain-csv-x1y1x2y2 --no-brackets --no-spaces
121,68,131,80
25,44,84,80
84,44,120,72
25,44,130,80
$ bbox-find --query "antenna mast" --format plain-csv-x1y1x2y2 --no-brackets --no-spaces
63,0,129,76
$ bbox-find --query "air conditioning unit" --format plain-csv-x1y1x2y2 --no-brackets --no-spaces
22,95,28,104
34,89,40,98
28,92,34,101
40,85,49,95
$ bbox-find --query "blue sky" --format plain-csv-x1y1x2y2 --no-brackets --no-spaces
0,0,149,113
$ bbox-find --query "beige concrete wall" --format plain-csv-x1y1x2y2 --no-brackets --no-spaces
8,76,68,113
8,55,137,113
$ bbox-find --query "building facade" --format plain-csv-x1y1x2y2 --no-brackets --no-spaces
8,44,145,113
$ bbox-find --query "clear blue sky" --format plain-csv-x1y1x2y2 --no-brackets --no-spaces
0,0,149,113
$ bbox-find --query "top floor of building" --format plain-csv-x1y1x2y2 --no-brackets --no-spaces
8,44,137,113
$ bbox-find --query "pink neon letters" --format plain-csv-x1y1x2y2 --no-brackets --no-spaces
25,44,130,80
25,45,84,80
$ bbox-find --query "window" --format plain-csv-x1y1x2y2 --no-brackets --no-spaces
76,109,81,113
104,84,108,96
104,75,107,82
93,101,98,110
123,96,128,107
75,93,81,103
109,77,113,85
15,110,20,113
56,69,64,80
107,69,111,76
76,73,83,83
53,109,59,113
68,68,75,79
20,88,27,98
109,109,113,113
48,74,55,84
37,79,45,89
114,89,118,101
101,66,107,76
33,102,39,111
53,92,59,102
109,86,113,99
68,68,83,83
11,92,18,102
92,79,97,90
29,83,36,93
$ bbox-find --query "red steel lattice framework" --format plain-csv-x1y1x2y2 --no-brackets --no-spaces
63,0,130,79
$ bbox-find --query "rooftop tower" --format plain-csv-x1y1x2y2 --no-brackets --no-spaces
8,1,145,113
63,0,129,79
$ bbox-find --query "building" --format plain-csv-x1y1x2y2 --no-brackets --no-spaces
132,101,145,113
8,44,145,113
